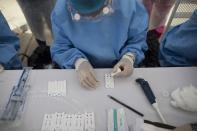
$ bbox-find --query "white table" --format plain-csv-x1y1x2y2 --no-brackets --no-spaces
0,67,197,131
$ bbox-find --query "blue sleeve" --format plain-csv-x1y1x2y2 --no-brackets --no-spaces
120,1,148,66
50,11,87,69
0,11,22,69
159,9,197,66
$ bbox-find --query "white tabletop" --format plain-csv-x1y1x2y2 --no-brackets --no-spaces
0,67,197,131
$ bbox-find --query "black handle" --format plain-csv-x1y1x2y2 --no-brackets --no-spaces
136,78,156,104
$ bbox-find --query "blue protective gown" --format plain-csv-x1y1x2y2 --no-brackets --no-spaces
159,9,197,67
0,11,22,69
51,0,148,68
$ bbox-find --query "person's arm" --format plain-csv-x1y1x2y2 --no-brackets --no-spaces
120,1,149,67
0,11,22,69
50,11,87,69
50,10,99,88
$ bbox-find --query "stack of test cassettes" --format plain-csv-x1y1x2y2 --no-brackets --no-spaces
41,112,95,131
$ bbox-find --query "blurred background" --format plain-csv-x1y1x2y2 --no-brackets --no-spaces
0,0,196,68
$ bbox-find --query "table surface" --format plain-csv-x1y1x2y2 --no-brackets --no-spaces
0,67,197,131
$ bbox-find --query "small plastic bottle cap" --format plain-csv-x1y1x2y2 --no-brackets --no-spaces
74,13,81,21
103,7,110,14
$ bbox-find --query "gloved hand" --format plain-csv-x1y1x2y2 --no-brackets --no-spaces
171,85,197,112
173,124,192,131
112,54,134,77
76,59,99,89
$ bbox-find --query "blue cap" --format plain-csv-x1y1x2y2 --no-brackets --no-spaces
70,0,106,14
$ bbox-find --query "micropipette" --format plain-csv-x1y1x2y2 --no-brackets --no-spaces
136,78,167,124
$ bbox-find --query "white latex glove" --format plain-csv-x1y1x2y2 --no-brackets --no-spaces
75,59,99,89
171,85,197,112
0,64,4,73
112,54,134,77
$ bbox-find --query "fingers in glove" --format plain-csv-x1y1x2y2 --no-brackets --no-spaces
81,77,96,89
115,64,131,77
85,77,95,88
89,70,99,83
89,72,99,87
112,64,120,73
79,73,93,89
82,72,98,88
87,74,97,88
170,100,178,108
128,66,133,75
113,64,124,77
81,79,91,89
123,64,133,76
